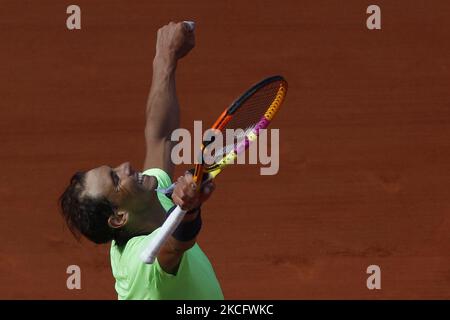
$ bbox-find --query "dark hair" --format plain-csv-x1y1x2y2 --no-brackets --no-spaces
59,172,117,244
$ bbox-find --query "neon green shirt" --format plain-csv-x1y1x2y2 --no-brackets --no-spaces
110,168,224,300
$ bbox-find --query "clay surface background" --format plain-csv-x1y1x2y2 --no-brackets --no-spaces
0,0,449,299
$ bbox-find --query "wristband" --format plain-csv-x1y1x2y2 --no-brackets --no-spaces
166,206,202,242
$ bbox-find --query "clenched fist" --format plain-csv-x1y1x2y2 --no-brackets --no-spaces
172,172,215,213
155,21,195,63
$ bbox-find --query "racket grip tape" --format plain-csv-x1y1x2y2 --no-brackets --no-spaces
140,206,187,264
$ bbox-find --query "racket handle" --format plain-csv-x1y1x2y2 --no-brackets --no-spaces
156,173,213,196
140,206,187,264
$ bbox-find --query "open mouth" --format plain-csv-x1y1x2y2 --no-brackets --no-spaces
136,172,144,185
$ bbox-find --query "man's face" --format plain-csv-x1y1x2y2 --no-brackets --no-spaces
83,162,154,215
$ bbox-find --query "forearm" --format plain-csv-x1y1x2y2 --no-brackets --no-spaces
157,210,200,274
158,239,196,274
145,56,180,140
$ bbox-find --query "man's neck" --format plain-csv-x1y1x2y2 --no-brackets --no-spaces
132,176,167,235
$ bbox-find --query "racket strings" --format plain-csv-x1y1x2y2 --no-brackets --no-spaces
223,82,281,131
202,79,286,168
203,128,250,166
209,81,283,164
210,125,254,160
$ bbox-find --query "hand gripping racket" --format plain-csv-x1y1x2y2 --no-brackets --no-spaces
140,75,288,264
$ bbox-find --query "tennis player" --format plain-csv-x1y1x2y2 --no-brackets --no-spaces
59,21,224,300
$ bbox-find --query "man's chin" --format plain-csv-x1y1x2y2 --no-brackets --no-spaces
139,175,158,191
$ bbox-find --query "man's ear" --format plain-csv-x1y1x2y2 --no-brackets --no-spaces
108,210,129,229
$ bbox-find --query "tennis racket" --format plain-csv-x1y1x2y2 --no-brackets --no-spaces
140,75,288,264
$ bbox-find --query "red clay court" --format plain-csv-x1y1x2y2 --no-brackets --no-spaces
0,0,449,299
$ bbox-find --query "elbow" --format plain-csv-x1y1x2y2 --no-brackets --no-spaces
145,121,173,143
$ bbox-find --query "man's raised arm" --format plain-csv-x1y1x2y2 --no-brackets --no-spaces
143,22,195,176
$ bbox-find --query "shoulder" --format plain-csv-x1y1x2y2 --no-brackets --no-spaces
110,234,157,281
110,235,151,266
143,168,174,211
143,168,172,189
